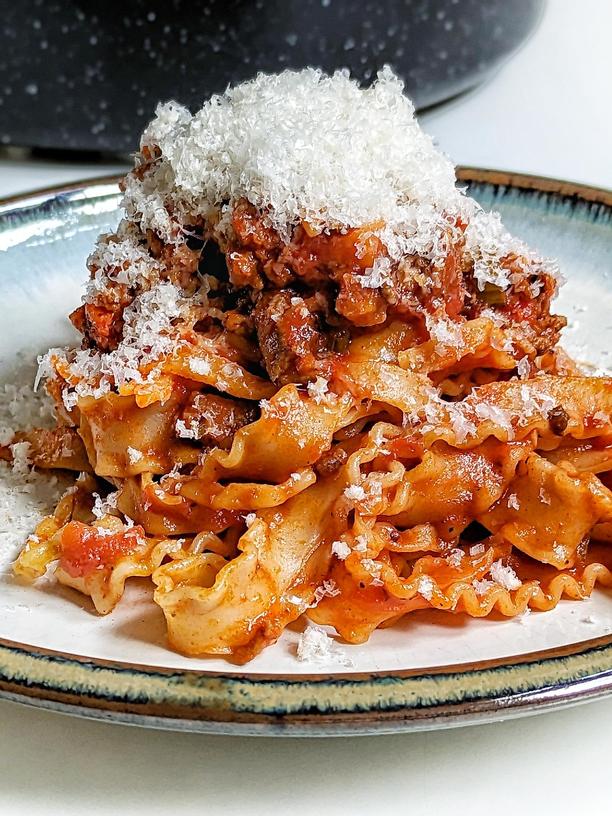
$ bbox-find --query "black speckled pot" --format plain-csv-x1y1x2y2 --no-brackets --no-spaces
0,0,544,154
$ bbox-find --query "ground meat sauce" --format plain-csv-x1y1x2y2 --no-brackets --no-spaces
179,392,258,449
253,290,329,385
222,200,564,350
463,253,565,354
74,192,564,383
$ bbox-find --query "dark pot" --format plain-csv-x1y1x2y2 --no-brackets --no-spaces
0,0,544,154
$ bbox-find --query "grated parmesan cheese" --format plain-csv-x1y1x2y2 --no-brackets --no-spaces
189,357,212,376
175,418,199,440
0,427,14,446
311,579,341,605
42,282,206,403
344,483,366,502
126,446,143,464
507,493,520,511
417,575,435,601
296,624,353,666
359,256,393,289
361,558,384,587
473,402,514,436
446,403,477,444
91,490,119,519
490,559,522,590
331,539,351,560
465,209,560,293
127,67,464,248
518,384,556,420
9,442,32,480
539,487,551,505
306,376,330,404
516,607,532,624
516,356,531,379
84,219,162,301
447,548,465,568
0,368,70,558
473,578,496,596
425,313,463,351
353,535,368,553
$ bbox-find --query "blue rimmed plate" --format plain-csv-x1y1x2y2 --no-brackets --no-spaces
0,169,610,735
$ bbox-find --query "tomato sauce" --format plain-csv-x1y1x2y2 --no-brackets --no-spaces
59,521,145,578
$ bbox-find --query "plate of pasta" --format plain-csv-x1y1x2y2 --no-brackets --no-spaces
0,69,611,735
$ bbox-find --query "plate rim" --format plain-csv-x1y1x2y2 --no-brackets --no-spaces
1,167,611,735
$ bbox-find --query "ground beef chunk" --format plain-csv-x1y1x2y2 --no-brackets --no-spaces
548,405,569,435
231,200,281,253
147,231,200,293
227,250,262,289
253,290,328,385
463,258,566,354
1,427,91,471
70,301,126,352
498,266,566,353
334,272,388,326
179,393,258,450
73,223,206,351
314,446,348,476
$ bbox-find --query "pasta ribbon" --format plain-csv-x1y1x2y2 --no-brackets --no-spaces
153,475,343,662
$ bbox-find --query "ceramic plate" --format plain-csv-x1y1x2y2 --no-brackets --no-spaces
0,169,611,736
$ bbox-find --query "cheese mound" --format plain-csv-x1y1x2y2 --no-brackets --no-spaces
123,66,463,241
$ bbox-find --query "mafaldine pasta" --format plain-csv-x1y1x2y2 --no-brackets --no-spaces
8,69,612,663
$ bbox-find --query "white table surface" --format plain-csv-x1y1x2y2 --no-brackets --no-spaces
1,2,611,813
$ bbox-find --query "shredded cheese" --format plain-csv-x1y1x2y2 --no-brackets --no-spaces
307,376,330,404
127,67,463,247
126,446,143,464
331,539,351,560
490,560,522,591
344,484,366,502
447,548,465,568
417,575,435,601
296,624,352,666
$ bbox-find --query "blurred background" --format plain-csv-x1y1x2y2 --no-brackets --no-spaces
0,0,543,153
2,0,611,195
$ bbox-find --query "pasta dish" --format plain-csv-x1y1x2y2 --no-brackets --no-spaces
5,69,612,664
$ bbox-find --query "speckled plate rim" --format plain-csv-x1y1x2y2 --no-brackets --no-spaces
0,168,611,736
